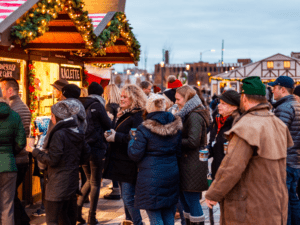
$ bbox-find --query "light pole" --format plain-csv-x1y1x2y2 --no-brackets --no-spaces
200,49,215,62
186,64,190,85
160,62,164,91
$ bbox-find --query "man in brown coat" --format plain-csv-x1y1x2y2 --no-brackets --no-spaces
205,76,294,224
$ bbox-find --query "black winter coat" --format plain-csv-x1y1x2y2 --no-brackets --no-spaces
103,109,143,184
179,106,210,192
128,112,182,210
32,118,90,201
79,97,112,158
207,114,234,179
273,95,300,168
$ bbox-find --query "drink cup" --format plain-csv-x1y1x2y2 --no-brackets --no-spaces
131,128,137,137
106,130,112,136
199,149,209,161
27,137,35,148
224,142,229,155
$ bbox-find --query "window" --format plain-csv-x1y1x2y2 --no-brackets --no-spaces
209,67,212,72
284,61,290,69
204,67,207,72
267,61,274,69
214,67,216,72
196,67,199,72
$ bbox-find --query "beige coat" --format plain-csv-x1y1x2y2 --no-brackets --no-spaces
205,103,293,225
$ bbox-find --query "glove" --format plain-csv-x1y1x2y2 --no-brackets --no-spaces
105,129,116,142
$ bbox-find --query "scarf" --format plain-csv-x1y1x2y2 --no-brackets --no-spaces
88,94,106,107
176,94,203,120
216,114,229,134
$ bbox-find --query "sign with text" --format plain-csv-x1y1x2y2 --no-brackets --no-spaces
0,61,20,80
59,66,81,81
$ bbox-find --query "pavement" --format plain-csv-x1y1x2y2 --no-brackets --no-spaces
27,179,220,225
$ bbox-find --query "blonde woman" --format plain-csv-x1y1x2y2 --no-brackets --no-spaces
104,84,121,127
103,84,146,225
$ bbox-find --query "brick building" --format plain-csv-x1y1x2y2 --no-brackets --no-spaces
153,59,250,88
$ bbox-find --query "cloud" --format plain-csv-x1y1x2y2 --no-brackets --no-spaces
113,0,300,73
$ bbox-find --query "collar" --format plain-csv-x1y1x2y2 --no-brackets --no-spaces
9,95,19,101
273,95,295,108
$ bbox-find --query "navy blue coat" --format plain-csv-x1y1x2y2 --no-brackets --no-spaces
273,95,300,168
128,112,182,210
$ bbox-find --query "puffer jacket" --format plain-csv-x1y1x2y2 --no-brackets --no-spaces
273,95,300,168
32,117,90,201
0,102,26,173
128,112,182,210
9,95,31,164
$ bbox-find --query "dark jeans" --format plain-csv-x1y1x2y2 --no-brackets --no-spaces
0,172,17,225
46,195,77,225
286,166,300,225
14,163,30,225
119,182,142,225
176,199,186,225
146,205,176,225
179,191,203,217
77,156,104,212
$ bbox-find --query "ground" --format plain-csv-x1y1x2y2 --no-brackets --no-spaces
26,179,220,225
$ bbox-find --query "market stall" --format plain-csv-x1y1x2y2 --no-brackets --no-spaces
210,53,300,95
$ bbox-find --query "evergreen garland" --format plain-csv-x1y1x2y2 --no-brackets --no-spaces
28,62,38,136
99,12,141,62
11,0,105,55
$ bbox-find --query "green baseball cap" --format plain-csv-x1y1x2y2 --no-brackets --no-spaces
241,76,266,96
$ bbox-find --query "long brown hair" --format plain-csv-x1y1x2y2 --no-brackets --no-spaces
176,85,196,102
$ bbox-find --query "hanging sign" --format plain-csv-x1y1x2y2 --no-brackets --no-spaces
0,61,20,80
59,66,81,81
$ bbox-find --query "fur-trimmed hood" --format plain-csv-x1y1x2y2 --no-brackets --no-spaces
142,111,182,136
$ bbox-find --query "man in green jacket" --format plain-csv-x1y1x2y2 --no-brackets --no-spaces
0,97,26,225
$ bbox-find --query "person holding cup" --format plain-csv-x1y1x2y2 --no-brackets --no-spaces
206,90,240,179
175,85,210,225
103,84,146,225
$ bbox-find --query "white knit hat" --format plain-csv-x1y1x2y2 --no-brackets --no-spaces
146,94,166,113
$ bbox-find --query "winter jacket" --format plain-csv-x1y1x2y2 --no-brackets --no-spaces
106,103,119,128
207,110,240,179
176,94,210,192
206,103,293,225
0,102,26,173
128,112,182,210
103,109,144,184
273,95,300,168
32,117,90,201
9,95,31,164
79,97,112,158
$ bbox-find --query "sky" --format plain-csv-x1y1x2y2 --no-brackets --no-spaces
114,0,300,74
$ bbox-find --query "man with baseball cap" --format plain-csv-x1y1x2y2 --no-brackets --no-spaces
269,76,300,224
205,76,293,224
50,79,69,101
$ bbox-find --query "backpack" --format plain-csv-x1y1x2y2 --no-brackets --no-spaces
84,102,99,144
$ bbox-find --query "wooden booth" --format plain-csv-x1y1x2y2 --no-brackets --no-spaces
0,0,140,205
210,53,300,95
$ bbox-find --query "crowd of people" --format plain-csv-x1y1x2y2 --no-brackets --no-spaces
0,74,300,225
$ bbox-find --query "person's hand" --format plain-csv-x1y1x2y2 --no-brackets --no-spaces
105,129,116,142
205,199,217,209
25,145,34,153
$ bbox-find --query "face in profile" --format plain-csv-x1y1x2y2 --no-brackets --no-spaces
53,87,62,99
175,93,185,110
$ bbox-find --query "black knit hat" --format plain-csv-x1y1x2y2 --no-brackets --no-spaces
294,85,300,97
163,88,176,103
88,82,103,96
62,84,81,99
218,90,240,107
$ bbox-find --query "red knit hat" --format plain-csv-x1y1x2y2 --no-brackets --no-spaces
153,85,161,93
168,79,183,89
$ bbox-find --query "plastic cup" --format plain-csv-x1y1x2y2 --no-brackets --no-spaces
224,142,229,155
27,137,35,148
106,130,112,136
131,128,137,136
199,149,209,161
